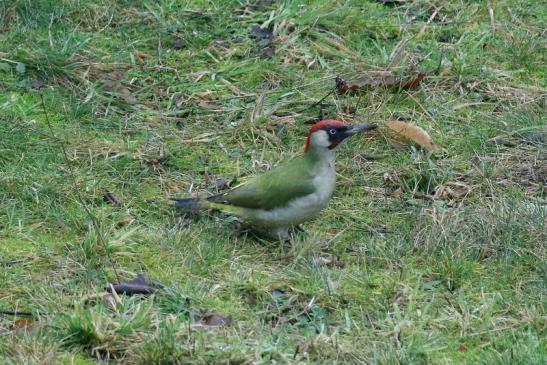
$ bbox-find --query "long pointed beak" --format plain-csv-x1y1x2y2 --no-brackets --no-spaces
346,123,378,135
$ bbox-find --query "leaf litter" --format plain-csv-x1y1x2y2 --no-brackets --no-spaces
30,79,46,89
203,174,236,192
103,191,122,205
101,70,139,104
107,275,155,295
191,314,232,329
384,120,442,152
103,79,137,104
249,24,275,58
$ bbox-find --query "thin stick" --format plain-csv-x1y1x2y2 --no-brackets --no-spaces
0,259,28,266
311,86,337,109
0,310,35,317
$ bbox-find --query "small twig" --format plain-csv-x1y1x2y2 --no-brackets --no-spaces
0,259,28,266
293,345,300,360
298,85,338,121
352,93,365,116
311,86,337,109
0,310,35,317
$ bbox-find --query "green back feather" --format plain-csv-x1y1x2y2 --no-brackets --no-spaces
208,153,319,210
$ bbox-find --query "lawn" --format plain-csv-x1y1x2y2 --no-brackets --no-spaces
0,0,545,364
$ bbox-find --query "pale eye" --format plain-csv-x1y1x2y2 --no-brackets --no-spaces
329,129,337,135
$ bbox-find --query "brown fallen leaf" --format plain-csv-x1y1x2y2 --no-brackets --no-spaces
107,275,154,295
204,175,235,191
488,137,517,147
116,85,137,104
402,73,426,89
103,191,121,205
384,120,442,152
390,187,403,198
102,80,137,104
457,344,467,352
133,50,148,64
312,255,345,268
433,181,472,206
478,247,493,261
106,70,126,80
172,37,186,50
30,79,46,89
12,319,34,329
376,0,408,6
336,72,426,93
249,25,273,45
274,316,295,326
191,314,231,329
249,24,275,58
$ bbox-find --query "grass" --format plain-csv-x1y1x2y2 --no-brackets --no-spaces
0,0,545,363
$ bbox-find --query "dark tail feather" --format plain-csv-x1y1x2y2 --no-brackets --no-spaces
172,197,207,212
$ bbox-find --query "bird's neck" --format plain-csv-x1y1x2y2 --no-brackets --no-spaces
305,145,335,166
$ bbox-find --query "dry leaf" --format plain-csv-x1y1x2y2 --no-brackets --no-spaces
133,50,148,64
433,181,472,205
384,120,441,152
116,85,137,104
12,319,34,329
102,80,137,104
457,344,467,352
249,24,275,58
107,275,154,295
173,37,186,49
30,79,46,89
390,187,403,198
106,70,126,80
191,314,231,329
103,191,121,205
204,174,235,191
377,0,408,6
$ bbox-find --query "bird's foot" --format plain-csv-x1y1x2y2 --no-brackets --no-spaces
266,227,292,242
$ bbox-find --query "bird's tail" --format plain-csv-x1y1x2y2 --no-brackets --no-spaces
172,197,210,212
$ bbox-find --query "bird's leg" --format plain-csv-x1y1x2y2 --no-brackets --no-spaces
267,227,292,242
233,221,244,236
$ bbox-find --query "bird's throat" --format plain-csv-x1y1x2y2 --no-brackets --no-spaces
306,145,336,165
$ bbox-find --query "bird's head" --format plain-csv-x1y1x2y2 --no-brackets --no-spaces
304,119,377,152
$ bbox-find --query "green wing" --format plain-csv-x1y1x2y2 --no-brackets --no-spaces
208,156,317,210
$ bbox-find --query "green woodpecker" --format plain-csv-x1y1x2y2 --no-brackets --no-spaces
174,119,377,239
